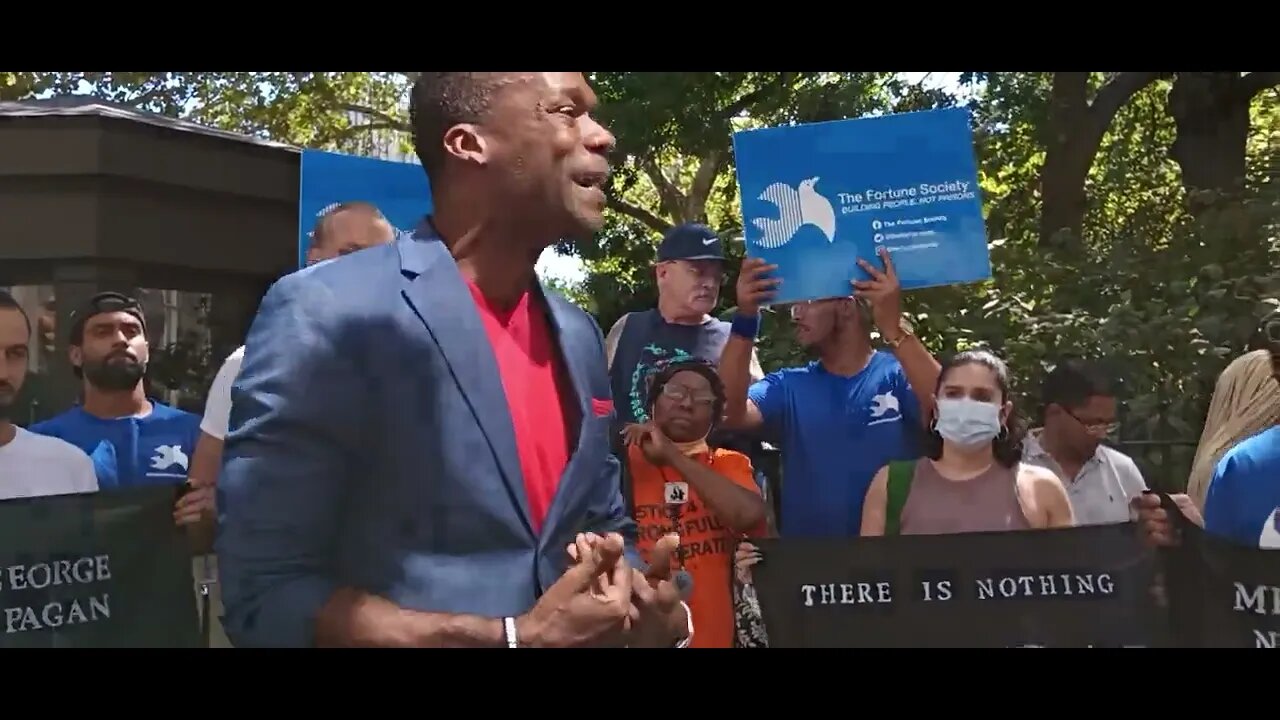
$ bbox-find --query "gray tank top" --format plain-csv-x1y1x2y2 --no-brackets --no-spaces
899,459,1031,535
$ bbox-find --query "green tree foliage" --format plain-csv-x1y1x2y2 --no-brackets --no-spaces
576,71,1280,489
0,72,412,154
6,71,1278,489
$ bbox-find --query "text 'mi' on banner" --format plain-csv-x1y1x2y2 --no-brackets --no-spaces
1164,519,1280,649
732,107,992,306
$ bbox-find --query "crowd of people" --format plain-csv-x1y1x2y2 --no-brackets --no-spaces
1,71,1276,648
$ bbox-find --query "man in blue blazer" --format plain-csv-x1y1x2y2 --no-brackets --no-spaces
216,72,692,648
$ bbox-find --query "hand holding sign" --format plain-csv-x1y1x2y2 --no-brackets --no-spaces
735,257,781,316
852,246,905,340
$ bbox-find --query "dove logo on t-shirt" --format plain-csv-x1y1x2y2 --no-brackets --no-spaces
148,444,189,478
1259,508,1280,549
29,402,201,490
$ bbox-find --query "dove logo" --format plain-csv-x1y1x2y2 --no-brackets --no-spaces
148,444,189,479
1259,507,1280,549
867,391,903,426
752,177,837,249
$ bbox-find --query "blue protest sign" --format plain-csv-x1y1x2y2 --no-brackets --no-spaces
732,107,991,305
297,149,432,268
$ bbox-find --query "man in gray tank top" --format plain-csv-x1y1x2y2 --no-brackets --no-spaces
604,224,767,493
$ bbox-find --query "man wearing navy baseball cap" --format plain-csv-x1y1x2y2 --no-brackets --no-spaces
605,223,769,510
657,222,726,263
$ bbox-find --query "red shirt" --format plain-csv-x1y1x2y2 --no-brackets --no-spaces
467,280,572,534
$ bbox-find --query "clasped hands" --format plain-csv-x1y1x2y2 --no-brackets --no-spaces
514,531,689,648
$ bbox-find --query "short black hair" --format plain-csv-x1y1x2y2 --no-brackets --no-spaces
922,348,1026,469
408,72,526,183
0,290,31,338
1042,357,1116,410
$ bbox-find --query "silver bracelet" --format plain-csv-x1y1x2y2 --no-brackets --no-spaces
503,617,518,648
674,601,694,648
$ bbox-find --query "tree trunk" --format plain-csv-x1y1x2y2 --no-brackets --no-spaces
1169,72,1276,199
1038,72,1166,248
1168,72,1280,246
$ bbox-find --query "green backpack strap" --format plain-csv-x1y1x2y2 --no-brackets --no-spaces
883,461,916,536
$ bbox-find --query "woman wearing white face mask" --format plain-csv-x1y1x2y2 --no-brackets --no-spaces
860,349,1075,536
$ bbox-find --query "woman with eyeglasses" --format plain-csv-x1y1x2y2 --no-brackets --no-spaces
860,349,1075,536
621,359,768,647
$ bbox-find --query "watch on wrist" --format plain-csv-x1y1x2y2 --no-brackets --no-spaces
884,316,914,348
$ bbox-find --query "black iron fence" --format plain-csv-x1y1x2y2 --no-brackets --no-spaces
1113,438,1200,494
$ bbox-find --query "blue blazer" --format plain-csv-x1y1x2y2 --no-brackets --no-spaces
216,225,637,648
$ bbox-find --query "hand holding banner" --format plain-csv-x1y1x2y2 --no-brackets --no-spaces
0,486,201,648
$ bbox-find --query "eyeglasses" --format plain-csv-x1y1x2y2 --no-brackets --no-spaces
660,384,717,406
1065,409,1119,437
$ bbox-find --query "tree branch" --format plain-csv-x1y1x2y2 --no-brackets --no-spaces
341,102,409,131
1238,71,1280,103
335,121,402,140
639,156,687,222
720,72,797,120
686,149,723,221
1089,72,1168,130
607,195,672,234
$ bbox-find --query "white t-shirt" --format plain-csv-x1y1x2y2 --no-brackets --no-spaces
0,427,99,500
201,345,244,441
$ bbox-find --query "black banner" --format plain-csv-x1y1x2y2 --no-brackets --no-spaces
0,486,201,648
1164,520,1280,649
752,522,1163,647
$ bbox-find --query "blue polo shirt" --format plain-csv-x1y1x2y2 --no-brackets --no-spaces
748,351,921,537
1204,425,1280,549
29,402,201,491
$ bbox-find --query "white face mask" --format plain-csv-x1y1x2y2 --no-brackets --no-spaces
935,398,1003,448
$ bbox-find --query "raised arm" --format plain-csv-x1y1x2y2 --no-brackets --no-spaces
721,257,781,431
720,333,766,431
854,247,940,426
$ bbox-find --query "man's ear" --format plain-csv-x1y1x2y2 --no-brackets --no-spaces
1000,400,1014,426
442,124,488,167
838,298,860,322
68,345,83,371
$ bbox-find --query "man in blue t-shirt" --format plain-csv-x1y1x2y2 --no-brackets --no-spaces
1204,425,1280,548
1200,332,1280,549
1134,339,1280,551
719,248,941,537
29,292,209,533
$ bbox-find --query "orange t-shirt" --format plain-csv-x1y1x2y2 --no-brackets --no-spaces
627,444,765,649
